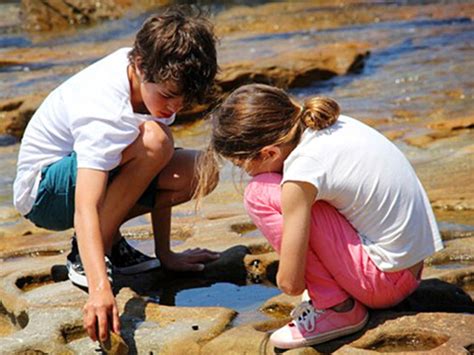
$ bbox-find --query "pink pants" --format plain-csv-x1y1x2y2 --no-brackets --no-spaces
244,173,420,310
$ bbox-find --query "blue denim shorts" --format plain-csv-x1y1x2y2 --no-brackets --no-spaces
25,152,158,231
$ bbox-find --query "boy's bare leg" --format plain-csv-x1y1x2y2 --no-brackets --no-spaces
117,149,220,270
97,121,174,253
151,149,220,270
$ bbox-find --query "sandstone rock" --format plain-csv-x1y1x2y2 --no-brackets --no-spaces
244,252,278,285
345,313,474,354
404,115,474,148
428,116,474,131
100,331,129,355
426,235,474,266
0,42,371,133
0,94,46,139
214,2,474,38
217,42,370,92
201,324,273,355
20,0,170,32
286,348,320,355
111,288,236,354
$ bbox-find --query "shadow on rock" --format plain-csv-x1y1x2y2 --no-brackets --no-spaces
114,245,250,297
120,297,147,355
391,278,474,313
50,245,254,307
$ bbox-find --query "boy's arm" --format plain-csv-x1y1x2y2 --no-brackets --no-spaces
277,181,317,296
75,168,120,342
152,205,219,271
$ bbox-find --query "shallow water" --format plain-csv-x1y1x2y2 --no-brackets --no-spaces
146,282,280,326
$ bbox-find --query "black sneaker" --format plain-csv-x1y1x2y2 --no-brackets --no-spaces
66,236,113,288
111,238,161,274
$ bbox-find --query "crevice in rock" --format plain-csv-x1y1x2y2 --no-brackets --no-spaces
15,273,54,292
0,302,29,329
358,331,449,352
230,222,257,235
60,323,87,343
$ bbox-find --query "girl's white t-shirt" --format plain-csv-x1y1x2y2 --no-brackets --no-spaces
282,115,443,271
13,48,175,216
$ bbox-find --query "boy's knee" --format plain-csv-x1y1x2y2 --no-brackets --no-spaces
141,121,174,163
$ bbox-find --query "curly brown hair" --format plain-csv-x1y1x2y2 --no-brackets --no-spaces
128,7,218,104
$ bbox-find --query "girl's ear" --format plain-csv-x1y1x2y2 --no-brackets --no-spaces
260,145,282,161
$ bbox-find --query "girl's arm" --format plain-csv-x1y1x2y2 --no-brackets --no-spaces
277,181,317,296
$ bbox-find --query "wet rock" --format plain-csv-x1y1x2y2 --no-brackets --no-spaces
0,94,46,139
215,2,474,38
261,293,300,318
110,288,236,355
217,42,370,92
0,230,70,260
346,313,474,354
99,331,129,355
0,134,17,147
426,234,474,265
428,115,474,131
201,324,273,355
0,40,370,135
382,130,405,141
244,252,278,285
404,115,474,148
20,0,171,32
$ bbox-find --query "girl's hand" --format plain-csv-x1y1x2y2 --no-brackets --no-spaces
159,249,221,272
83,287,120,342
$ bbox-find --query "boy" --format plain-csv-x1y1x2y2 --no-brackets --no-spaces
13,8,220,342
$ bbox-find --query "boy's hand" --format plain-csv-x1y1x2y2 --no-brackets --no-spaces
83,287,120,342
159,249,220,272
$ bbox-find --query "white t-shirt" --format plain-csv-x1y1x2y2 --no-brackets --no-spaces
282,115,443,271
13,48,175,216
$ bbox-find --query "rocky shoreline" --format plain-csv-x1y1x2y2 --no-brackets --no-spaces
0,1,473,354
0,214,473,354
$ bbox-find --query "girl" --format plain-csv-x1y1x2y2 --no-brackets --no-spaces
197,84,443,349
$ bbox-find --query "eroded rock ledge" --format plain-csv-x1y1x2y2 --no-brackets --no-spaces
0,212,473,354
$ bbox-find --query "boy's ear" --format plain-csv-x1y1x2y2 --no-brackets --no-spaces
134,58,144,76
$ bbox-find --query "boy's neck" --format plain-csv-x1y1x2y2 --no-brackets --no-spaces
127,65,149,114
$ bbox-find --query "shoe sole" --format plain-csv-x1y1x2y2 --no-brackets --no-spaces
66,260,88,288
273,312,370,349
115,258,161,275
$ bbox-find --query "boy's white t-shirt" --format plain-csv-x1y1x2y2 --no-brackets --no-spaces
14,48,175,216
282,115,443,271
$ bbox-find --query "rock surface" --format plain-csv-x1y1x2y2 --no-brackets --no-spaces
20,0,171,31
0,1,473,354
0,213,473,353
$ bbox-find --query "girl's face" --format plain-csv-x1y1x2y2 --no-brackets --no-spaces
230,143,294,176
140,80,184,118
